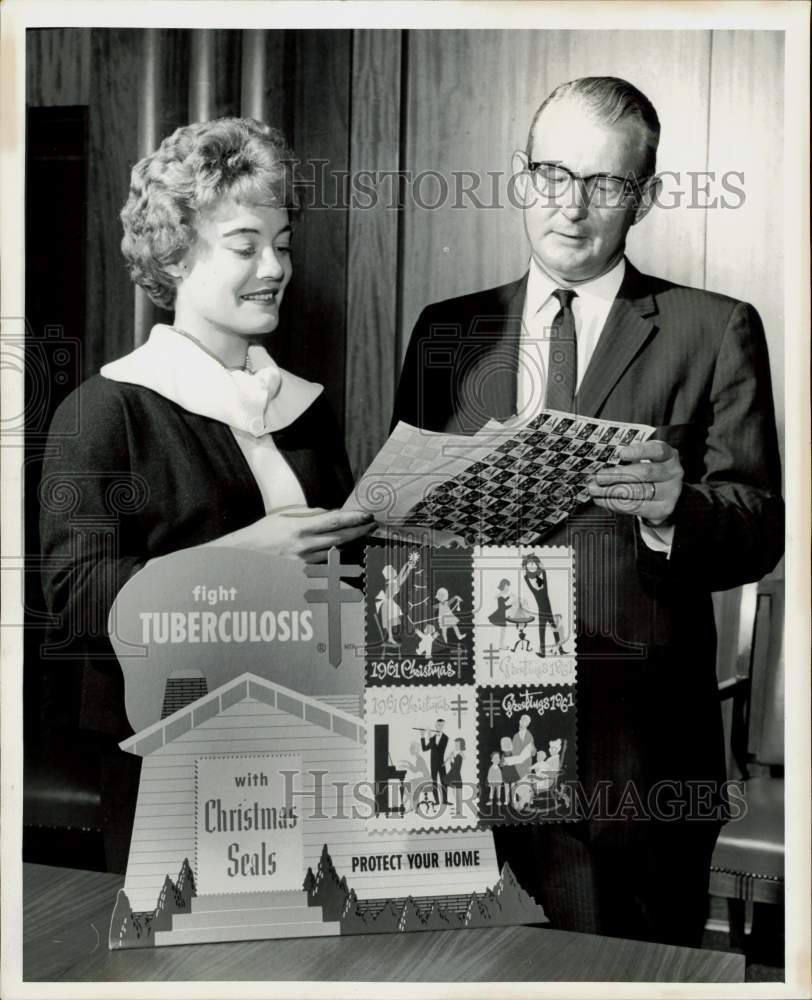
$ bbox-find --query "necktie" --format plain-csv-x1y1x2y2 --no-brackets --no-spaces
545,288,578,412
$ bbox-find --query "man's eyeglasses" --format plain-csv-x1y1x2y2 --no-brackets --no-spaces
526,160,649,207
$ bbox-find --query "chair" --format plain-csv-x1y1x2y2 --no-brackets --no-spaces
710,576,784,952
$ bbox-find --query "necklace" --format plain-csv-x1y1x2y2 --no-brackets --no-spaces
171,327,251,373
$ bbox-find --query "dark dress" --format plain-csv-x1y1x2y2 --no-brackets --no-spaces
446,752,463,788
487,595,511,626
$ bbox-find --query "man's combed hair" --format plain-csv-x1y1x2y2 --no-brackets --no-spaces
528,76,661,176
120,117,297,309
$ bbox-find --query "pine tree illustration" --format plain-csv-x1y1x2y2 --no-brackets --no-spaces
109,889,165,950
176,858,196,903
341,887,359,919
339,888,375,935
490,862,547,924
109,889,137,949
481,887,502,917
423,900,453,930
303,867,316,898
397,897,427,933
423,901,448,931
374,898,404,932
152,875,182,932
465,889,500,928
310,844,350,921
154,877,172,912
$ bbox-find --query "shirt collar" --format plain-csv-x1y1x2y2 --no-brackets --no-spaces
525,255,626,317
100,324,323,436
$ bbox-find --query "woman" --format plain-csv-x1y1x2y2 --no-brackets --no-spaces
502,713,536,807
487,578,512,650
374,551,419,645
445,737,466,816
39,118,372,729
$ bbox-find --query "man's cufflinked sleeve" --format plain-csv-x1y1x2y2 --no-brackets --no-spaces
638,518,675,556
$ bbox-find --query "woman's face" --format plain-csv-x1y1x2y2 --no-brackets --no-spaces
174,199,292,340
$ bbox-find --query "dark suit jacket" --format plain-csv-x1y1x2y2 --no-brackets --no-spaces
525,569,554,620
421,732,449,774
393,261,783,835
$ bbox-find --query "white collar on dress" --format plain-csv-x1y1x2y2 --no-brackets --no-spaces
100,324,322,436
524,255,626,317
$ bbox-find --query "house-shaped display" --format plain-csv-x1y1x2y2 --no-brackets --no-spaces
110,671,545,948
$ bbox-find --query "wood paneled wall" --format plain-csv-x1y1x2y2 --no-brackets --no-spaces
26,27,784,470
345,30,402,474
279,30,352,423
85,30,140,376
705,31,785,450
25,27,90,106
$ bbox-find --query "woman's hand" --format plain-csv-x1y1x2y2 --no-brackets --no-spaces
208,506,375,564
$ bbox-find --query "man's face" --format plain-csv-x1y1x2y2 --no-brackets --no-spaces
516,101,650,284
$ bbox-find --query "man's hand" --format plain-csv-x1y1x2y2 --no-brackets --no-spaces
587,440,684,527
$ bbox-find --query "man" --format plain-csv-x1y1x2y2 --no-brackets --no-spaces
523,554,565,656
392,77,783,945
421,718,449,804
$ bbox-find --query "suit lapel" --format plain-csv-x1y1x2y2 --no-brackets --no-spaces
575,261,659,419
451,264,659,426
454,274,527,428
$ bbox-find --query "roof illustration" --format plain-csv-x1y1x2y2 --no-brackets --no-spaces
119,671,366,758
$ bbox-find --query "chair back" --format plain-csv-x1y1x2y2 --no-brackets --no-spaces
558,738,568,773
747,579,784,767
717,574,784,777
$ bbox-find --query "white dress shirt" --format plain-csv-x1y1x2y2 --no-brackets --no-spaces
101,324,319,512
517,257,673,556
517,256,625,418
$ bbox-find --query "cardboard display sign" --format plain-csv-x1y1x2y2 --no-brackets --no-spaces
109,545,572,949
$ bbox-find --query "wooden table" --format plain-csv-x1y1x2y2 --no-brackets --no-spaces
23,864,744,983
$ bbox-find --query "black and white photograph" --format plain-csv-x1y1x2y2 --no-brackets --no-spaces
1,1,809,996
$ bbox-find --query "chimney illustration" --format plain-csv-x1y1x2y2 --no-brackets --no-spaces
160,669,208,719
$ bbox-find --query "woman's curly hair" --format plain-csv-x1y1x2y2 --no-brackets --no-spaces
120,117,297,309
